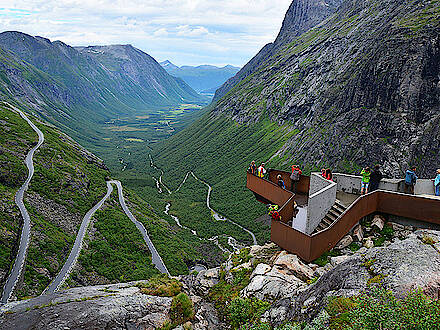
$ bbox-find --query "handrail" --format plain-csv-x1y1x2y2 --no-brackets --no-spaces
247,173,440,262
246,171,295,224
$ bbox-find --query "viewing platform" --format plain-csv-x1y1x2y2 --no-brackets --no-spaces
246,169,440,262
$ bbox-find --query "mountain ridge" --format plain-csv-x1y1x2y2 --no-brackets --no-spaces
0,31,207,147
160,60,240,94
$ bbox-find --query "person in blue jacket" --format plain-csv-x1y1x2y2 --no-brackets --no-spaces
434,169,440,196
404,166,418,195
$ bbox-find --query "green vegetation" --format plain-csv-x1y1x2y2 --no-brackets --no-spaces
326,286,440,329
209,268,252,313
0,105,36,284
136,274,182,297
141,113,300,246
227,297,271,329
75,190,160,283
169,292,195,325
313,250,342,267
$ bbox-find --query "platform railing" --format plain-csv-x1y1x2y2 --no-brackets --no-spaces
247,172,440,262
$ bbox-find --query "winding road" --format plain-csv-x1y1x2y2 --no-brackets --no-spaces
111,180,169,275
43,182,114,294
45,180,169,294
190,172,258,245
1,107,44,305
148,155,257,248
2,108,169,300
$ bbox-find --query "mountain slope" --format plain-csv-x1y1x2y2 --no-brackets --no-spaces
214,0,343,101
160,60,240,93
212,0,440,176
0,32,207,147
0,103,220,300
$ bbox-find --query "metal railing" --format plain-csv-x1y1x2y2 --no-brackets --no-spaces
247,171,440,262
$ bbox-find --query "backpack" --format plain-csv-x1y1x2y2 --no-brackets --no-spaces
290,169,300,181
271,211,281,221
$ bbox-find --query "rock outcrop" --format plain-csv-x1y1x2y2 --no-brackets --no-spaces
0,282,173,330
214,0,343,101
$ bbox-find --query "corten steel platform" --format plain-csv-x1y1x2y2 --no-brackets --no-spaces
247,170,440,262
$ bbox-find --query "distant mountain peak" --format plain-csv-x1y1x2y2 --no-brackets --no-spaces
160,60,179,69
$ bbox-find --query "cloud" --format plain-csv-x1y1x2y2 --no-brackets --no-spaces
0,0,292,66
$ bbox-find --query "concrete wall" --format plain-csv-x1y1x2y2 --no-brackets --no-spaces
310,172,333,195
415,179,435,195
305,173,337,235
333,173,435,196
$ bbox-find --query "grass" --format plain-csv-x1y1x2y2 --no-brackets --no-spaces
74,190,160,283
136,274,182,297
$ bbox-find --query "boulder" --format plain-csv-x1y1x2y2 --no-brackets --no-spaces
274,251,315,282
241,265,306,302
372,215,385,231
364,237,374,248
330,255,350,266
365,234,440,299
249,243,279,261
286,255,369,323
185,267,221,296
335,235,353,250
353,225,363,242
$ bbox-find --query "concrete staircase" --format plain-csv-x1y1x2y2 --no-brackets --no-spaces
312,200,348,234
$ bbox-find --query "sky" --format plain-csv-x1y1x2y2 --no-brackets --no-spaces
0,0,292,67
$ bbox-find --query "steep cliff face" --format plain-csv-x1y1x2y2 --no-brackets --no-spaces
213,0,440,176
214,0,343,101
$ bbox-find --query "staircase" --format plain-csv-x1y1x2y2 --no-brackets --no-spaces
312,200,348,234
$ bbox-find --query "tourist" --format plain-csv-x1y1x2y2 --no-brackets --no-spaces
369,164,383,192
404,166,418,195
290,165,302,192
277,174,286,189
321,168,326,178
268,204,281,221
258,163,266,178
325,168,333,181
360,167,371,195
435,169,440,196
248,161,257,175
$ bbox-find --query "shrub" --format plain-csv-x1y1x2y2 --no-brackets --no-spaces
136,274,182,297
169,292,195,325
227,297,270,329
208,267,252,315
327,285,440,329
232,248,251,267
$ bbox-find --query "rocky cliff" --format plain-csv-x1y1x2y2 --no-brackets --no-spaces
212,0,440,177
214,0,343,101
2,218,439,329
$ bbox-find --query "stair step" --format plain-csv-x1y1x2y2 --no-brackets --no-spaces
329,209,342,218
322,217,333,226
326,212,338,221
333,205,347,213
335,199,347,209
